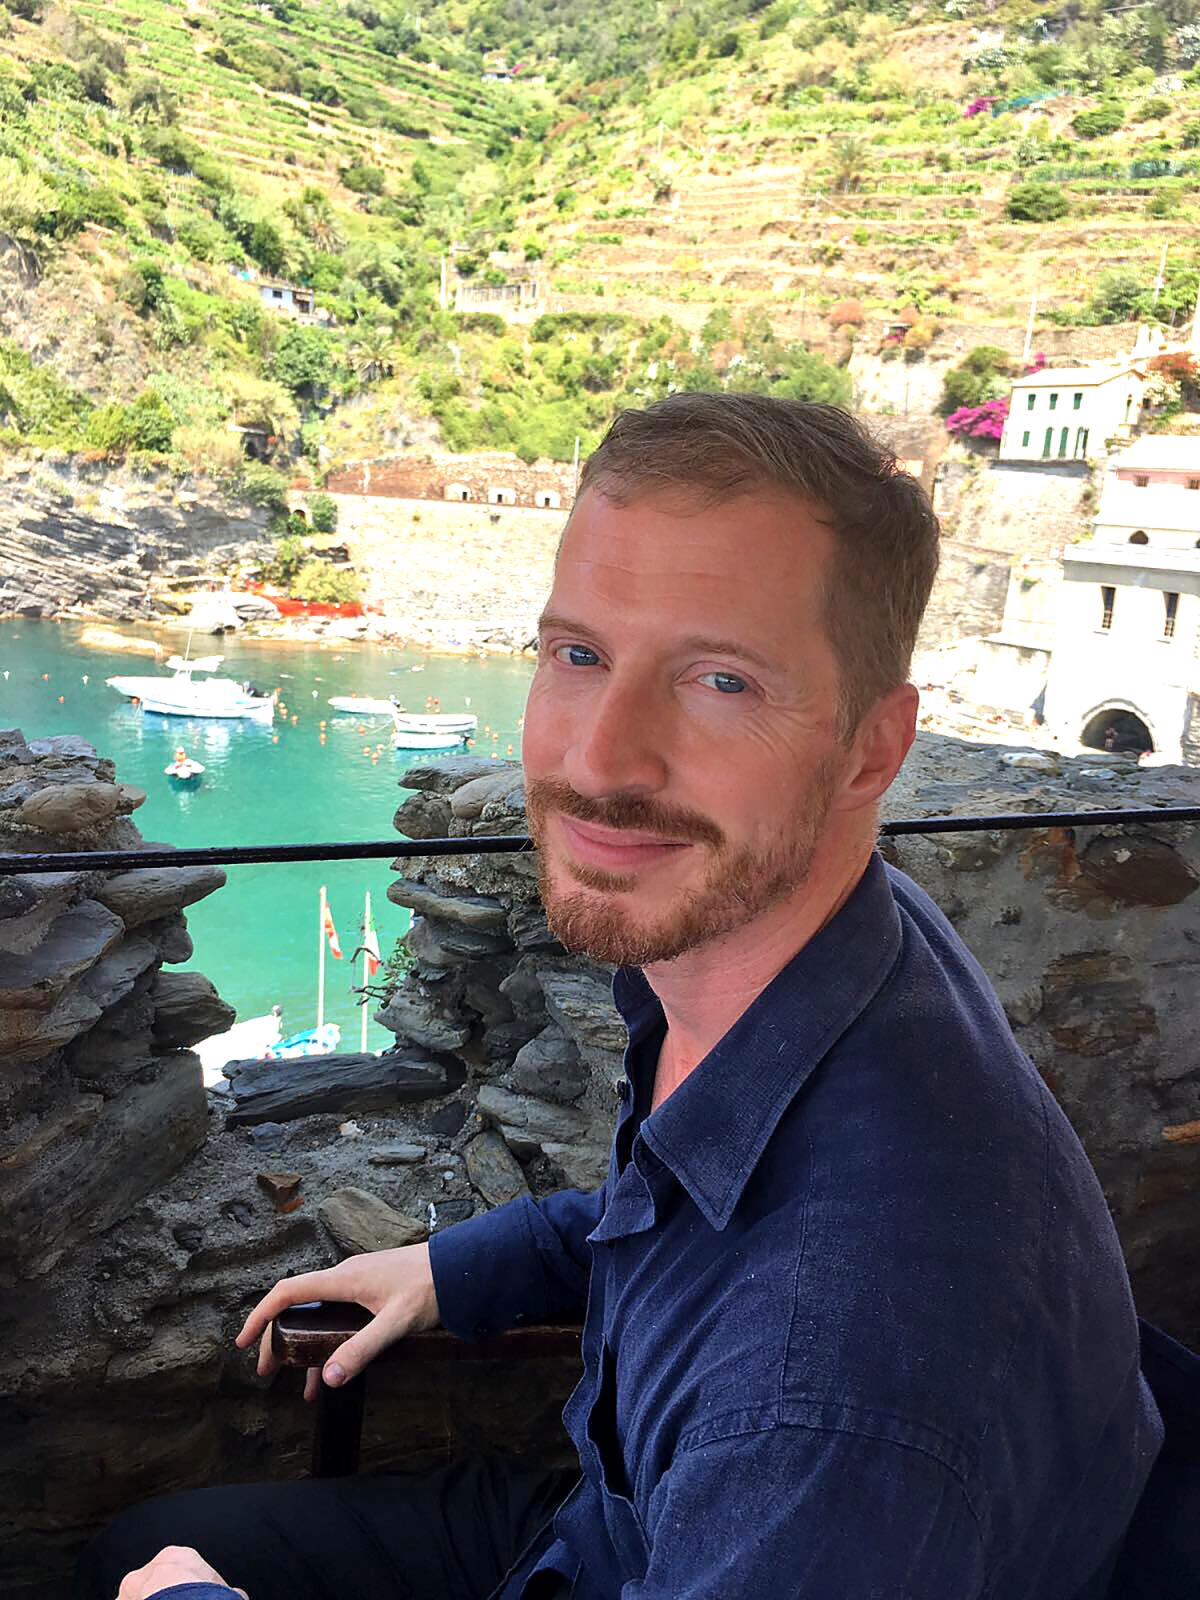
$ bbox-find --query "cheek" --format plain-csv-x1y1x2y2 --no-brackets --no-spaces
520,673,563,778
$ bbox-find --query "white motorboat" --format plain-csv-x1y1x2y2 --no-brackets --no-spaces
109,654,275,721
393,712,477,736
327,695,399,716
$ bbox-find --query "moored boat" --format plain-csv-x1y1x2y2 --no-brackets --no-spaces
110,654,276,721
165,748,206,783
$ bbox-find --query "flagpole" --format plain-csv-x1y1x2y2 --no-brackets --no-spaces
317,884,326,1032
361,888,371,1053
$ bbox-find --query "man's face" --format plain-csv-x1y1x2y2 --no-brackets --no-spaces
523,485,853,966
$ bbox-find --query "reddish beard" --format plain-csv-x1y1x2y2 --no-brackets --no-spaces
525,769,838,966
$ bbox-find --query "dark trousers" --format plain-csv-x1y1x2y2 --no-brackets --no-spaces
76,1457,577,1600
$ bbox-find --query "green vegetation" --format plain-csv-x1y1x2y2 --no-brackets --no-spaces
0,0,1198,480
939,346,1010,417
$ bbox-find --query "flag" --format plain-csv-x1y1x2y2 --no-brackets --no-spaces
363,911,381,978
322,898,343,959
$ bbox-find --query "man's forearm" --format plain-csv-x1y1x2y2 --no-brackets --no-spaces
430,1186,604,1340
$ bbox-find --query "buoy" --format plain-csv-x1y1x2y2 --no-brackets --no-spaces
357,724,366,735
362,746,371,756
82,675,89,684
311,690,318,698
42,673,49,681
58,695,64,703
507,744,513,754
319,733,326,744
272,734,279,743
291,714,298,724
319,720,326,729
466,737,474,747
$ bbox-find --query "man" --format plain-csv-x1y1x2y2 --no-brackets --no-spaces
85,394,1162,1600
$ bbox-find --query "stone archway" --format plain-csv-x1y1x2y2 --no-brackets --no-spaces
1081,704,1155,754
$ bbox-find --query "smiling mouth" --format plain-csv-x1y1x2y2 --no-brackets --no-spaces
556,815,693,872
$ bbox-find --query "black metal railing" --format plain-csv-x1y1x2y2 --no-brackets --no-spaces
2,805,1199,875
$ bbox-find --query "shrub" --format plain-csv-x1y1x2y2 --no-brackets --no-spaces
945,397,1009,440
262,533,307,586
237,461,289,508
1005,181,1068,221
85,391,175,454
1182,121,1200,149
939,345,1009,416
1134,96,1172,121
172,422,243,476
307,491,337,533
117,258,167,314
828,298,865,327
293,560,360,603
341,164,386,196
1072,103,1125,139
270,325,334,397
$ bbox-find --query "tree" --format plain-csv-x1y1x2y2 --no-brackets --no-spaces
830,135,867,194
249,218,287,275
939,346,1009,416
307,493,338,533
270,324,335,397
348,325,396,385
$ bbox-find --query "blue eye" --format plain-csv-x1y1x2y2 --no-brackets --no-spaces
554,644,601,667
700,671,746,694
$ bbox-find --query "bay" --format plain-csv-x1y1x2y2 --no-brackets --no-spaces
0,620,533,1049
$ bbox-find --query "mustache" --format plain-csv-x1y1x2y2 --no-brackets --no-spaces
525,777,724,848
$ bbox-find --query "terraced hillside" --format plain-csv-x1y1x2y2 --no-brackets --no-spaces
0,0,1198,493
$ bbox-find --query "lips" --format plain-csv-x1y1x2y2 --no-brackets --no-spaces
557,815,691,872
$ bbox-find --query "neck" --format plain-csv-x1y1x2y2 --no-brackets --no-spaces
645,833,874,1095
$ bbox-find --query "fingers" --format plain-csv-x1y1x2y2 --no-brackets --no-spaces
319,1306,407,1388
236,1271,341,1352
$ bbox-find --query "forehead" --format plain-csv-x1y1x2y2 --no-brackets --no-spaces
551,487,835,638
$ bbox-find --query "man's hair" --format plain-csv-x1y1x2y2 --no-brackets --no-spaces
576,391,940,737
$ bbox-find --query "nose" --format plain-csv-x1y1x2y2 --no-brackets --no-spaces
562,671,669,800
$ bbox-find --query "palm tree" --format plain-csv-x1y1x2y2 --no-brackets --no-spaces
830,135,867,195
349,324,396,385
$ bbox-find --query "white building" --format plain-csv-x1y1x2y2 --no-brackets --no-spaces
998,363,1145,464
1041,435,1200,762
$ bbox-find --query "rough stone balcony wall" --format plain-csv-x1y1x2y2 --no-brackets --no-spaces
3,730,1200,1596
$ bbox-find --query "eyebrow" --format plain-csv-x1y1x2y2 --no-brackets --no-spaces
536,612,783,675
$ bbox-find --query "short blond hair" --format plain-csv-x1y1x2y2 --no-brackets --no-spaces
577,391,940,736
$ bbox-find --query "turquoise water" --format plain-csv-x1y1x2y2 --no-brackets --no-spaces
0,621,533,1047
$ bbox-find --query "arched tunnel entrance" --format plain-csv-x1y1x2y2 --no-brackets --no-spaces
1081,707,1154,755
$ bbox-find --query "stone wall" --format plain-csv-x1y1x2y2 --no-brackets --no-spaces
326,452,577,509
0,462,272,622
4,729,1200,1596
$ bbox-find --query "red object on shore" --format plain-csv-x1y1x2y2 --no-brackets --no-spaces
245,582,364,619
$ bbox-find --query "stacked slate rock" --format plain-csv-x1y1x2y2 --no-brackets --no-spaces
378,757,622,1201
0,727,231,1283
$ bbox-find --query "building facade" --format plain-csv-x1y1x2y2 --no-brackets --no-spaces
1041,436,1200,762
998,364,1145,464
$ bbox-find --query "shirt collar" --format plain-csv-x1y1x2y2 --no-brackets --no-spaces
611,852,903,1232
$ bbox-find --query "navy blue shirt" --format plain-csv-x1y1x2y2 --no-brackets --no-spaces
157,855,1162,1600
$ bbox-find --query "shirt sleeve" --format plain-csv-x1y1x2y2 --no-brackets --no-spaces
428,1186,605,1340
146,1587,239,1599
629,1423,986,1599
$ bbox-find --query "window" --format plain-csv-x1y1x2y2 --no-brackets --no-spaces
271,288,283,300
1164,592,1179,640
1073,392,1082,410
1134,474,1149,487
1021,430,1030,448
1049,392,1058,411
1058,427,1069,458
1188,478,1200,491
1129,530,1148,544
1027,392,1036,411
1043,427,1053,458
1075,427,1089,458
1101,586,1115,630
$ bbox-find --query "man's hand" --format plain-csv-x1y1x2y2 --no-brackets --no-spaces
117,1544,247,1599
236,1242,441,1402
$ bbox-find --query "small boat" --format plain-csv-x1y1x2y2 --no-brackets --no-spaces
266,1023,341,1059
391,726,471,751
393,712,477,736
165,749,205,784
327,695,399,716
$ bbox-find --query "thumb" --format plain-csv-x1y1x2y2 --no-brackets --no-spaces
321,1308,404,1387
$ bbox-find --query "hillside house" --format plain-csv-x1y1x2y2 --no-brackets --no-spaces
259,279,315,318
1041,436,1200,762
998,362,1146,464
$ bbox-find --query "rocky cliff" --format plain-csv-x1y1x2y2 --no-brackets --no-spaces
2,731,1199,1596
0,461,272,622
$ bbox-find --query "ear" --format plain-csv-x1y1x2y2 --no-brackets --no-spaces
835,683,918,812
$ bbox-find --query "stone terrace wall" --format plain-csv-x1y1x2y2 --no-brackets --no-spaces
4,730,1200,1595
